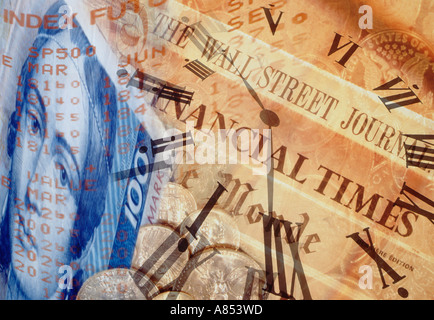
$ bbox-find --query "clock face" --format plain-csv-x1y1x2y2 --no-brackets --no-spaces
0,0,432,301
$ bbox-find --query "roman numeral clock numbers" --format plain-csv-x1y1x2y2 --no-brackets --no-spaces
346,228,408,298
374,76,422,112
323,25,431,300
327,32,361,68
183,58,215,81
262,4,284,36
371,75,433,224
403,134,434,170
115,16,431,301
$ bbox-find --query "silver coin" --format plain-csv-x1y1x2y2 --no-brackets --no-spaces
132,224,190,290
157,182,197,228
180,208,240,254
171,164,227,209
152,291,195,300
77,268,158,300
173,248,265,300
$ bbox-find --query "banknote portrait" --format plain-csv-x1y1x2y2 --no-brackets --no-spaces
0,0,155,299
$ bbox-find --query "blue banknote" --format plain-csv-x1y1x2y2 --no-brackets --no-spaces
0,0,166,299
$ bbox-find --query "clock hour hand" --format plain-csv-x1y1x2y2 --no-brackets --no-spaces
224,53,265,110
224,53,280,127
267,126,275,215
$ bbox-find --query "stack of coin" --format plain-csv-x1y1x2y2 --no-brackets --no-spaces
156,182,198,228
77,268,158,300
179,208,241,254
173,247,266,300
131,224,190,290
79,183,263,300
152,291,195,300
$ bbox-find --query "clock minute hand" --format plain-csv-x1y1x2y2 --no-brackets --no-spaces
242,77,266,110
224,53,265,110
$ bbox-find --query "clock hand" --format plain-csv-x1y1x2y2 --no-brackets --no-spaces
224,52,265,110
177,182,227,252
243,76,266,110
224,52,280,128
267,125,275,216
112,131,194,181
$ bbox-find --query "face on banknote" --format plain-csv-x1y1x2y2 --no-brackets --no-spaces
0,0,432,300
